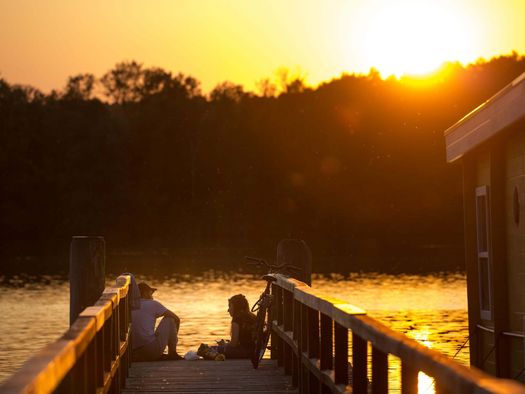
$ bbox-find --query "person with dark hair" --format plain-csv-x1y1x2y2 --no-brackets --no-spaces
198,294,256,359
131,282,183,361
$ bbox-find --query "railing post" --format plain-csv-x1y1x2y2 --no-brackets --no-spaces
96,328,104,387
321,383,331,394
104,317,112,374
114,303,120,361
120,291,130,384
307,307,320,359
401,361,418,394
435,381,451,394
300,303,309,393
293,299,301,388
275,285,284,367
352,333,367,394
87,340,97,393
283,289,294,375
320,313,333,371
113,303,121,394
78,352,88,394
109,311,115,367
58,368,76,394
69,236,105,325
271,282,279,360
284,290,294,331
334,322,348,385
372,345,388,394
306,306,320,393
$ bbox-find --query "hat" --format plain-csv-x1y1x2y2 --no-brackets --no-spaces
138,282,157,296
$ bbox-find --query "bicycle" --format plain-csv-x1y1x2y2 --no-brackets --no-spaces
246,256,301,369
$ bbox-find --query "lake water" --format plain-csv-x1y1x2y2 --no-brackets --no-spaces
0,272,468,392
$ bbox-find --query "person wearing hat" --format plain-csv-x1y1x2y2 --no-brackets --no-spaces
131,282,182,361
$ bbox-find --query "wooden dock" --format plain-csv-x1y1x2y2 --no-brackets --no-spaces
3,271,525,393
123,359,297,393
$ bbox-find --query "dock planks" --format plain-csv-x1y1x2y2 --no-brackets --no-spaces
123,359,298,393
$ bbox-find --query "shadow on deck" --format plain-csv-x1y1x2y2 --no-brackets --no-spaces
123,359,297,393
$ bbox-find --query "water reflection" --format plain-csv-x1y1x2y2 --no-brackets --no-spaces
418,372,436,394
0,275,70,384
0,272,468,392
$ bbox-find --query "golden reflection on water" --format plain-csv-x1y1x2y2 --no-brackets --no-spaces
0,276,70,384
418,372,436,394
387,347,437,393
414,330,436,394
413,328,432,348
0,272,468,392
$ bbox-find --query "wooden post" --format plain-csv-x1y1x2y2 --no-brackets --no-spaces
352,333,367,394
293,299,301,389
283,289,294,375
86,341,96,393
401,361,418,394
309,371,321,394
69,236,105,326
372,346,388,394
320,314,333,370
334,322,348,385
284,290,293,331
275,286,284,367
104,320,112,373
96,329,104,387
276,239,312,285
276,286,284,326
300,303,308,392
307,307,320,359
271,283,279,360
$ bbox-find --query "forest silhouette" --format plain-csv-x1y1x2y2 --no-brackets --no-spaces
2,54,525,274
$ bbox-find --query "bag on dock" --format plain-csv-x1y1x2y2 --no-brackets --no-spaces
183,350,201,360
197,343,226,361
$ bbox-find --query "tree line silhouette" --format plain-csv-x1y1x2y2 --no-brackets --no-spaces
2,53,525,274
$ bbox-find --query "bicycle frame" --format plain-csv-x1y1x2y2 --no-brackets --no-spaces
251,285,272,367
247,253,301,369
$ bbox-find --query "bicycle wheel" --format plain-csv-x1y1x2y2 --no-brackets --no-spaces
251,299,271,369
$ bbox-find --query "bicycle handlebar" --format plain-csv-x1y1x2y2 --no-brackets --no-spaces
245,256,302,274
245,256,269,266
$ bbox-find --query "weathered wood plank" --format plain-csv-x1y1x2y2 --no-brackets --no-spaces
123,359,297,393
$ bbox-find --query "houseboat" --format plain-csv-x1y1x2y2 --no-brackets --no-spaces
445,70,525,380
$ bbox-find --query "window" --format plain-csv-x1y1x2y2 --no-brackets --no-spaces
475,185,492,320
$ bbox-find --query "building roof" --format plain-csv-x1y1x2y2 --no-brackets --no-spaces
444,71,525,162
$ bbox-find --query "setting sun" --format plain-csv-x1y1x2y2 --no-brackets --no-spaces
2,1,524,92
355,0,480,77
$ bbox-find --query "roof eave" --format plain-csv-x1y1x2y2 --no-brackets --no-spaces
444,72,525,163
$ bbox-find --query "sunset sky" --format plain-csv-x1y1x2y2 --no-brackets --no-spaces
1,0,524,94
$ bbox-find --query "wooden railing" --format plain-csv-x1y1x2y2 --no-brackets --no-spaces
0,275,132,394
270,275,525,394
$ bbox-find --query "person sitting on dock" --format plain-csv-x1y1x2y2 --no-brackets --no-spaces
199,294,256,359
131,282,183,361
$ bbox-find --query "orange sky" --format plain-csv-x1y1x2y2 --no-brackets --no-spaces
1,0,524,94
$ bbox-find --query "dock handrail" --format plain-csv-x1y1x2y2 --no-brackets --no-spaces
0,274,132,394
271,275,525,394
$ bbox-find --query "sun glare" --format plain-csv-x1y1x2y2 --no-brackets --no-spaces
356,1,479,78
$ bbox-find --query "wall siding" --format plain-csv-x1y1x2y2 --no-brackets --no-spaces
505,129,525,378
480,329,497,375
505,130,525,331
476,150,492,187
